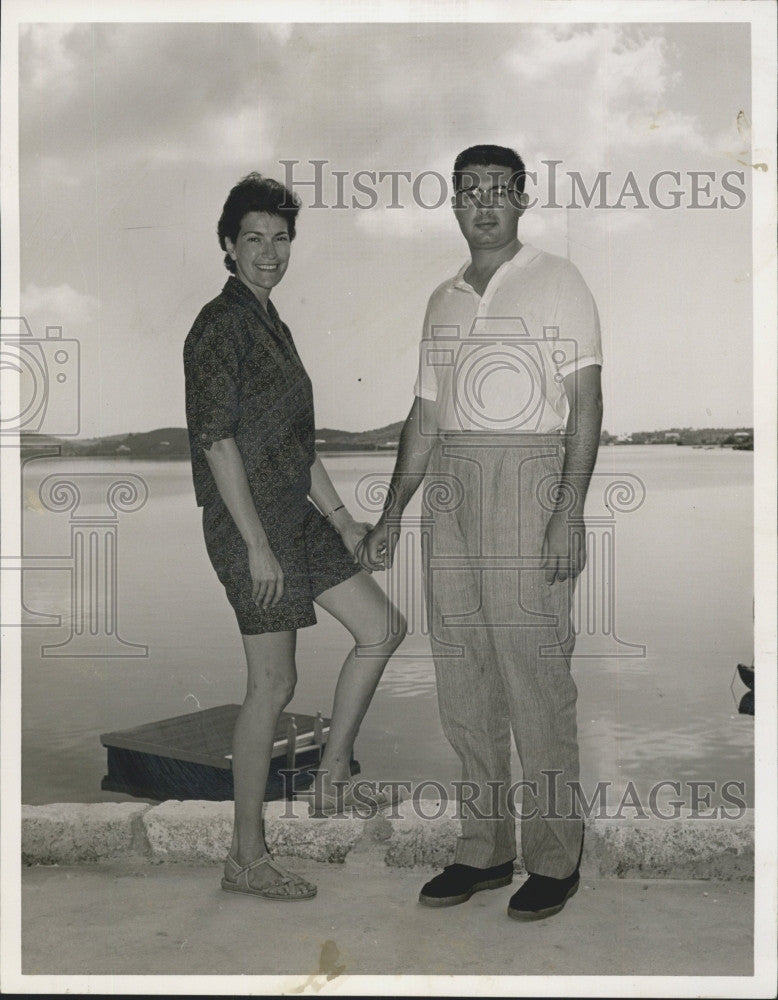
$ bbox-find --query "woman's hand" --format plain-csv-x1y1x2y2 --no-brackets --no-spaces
338,520,374,565
247,540,285,608
356,516,400,572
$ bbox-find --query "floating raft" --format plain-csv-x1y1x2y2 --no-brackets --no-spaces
100,704,359,802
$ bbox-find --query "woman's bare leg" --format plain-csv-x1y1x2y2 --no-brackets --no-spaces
226,628,313,895
313,570,406,795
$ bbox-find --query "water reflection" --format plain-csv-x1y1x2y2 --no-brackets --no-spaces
18,449,753,806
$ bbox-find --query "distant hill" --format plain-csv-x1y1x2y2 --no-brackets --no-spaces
20,422,407,459
21,427,191,459
19,422,753,458
314,422,405,450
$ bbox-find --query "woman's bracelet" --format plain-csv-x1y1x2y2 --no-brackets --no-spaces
324,503,345,521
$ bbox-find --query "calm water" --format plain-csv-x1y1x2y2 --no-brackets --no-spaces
18,446,754,808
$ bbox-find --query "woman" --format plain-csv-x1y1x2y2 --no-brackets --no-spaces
183,173,406,900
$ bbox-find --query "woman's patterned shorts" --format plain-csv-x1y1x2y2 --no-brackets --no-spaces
202,497,362,635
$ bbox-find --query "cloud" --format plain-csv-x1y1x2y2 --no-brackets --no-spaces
503,25,706,165
505,24,674,99
19,23,82,95
611,107,706,154
256,23,538,177
21,283,99,335
145,105,270,166
20,23,266,170
19,21,713,204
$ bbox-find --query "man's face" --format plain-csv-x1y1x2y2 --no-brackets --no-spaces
452,163,527,253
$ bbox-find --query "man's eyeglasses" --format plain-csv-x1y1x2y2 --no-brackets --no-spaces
456,183,518,208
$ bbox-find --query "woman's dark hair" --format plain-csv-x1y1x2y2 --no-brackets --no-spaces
217,172,301,273
452,144,526,195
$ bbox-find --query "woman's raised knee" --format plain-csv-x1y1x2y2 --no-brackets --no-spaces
355,609,407,654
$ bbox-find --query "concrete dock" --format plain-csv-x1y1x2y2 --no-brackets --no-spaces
8,799,770,993
21,859,753,979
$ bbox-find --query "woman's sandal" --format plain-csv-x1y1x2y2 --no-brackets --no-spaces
221,853,317,900
296,776,405,817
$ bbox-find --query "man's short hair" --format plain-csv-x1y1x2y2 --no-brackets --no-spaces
452,145,526,196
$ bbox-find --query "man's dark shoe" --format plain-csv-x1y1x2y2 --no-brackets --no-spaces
419,860,515,907
509,828,584,921
507,870,580,920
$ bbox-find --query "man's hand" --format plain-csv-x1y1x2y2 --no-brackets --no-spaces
338,520,374,567
355,517,401,572
541,511,587,585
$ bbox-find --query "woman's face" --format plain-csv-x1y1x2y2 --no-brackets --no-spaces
225,211,291,303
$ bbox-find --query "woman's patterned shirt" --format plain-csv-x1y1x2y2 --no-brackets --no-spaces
183,276,316,527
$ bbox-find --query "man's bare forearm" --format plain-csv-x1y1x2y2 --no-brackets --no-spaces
558,366,603,518
383,396,437,520
356,397,437,570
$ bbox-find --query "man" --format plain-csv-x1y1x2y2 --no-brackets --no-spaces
358,144,603,921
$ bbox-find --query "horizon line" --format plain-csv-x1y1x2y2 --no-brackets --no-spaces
21,421,755,443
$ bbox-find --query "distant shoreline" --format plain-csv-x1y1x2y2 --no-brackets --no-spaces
19,443,755,462
19,423,754,459
19,450,401,461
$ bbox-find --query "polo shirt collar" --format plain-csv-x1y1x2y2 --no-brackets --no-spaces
451,242,540,292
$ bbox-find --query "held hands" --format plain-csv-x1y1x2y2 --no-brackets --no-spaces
247,540,285,608
355,517,401,573
338,520,375,567
541,511,587,585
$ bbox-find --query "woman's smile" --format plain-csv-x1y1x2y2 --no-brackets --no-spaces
225,211,292,303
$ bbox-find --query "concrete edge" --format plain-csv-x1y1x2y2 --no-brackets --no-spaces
21,801,755,881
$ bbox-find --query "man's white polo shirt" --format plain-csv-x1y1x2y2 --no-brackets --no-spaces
414,243,602,433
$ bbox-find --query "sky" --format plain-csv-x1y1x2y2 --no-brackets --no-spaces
16,16,757,437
